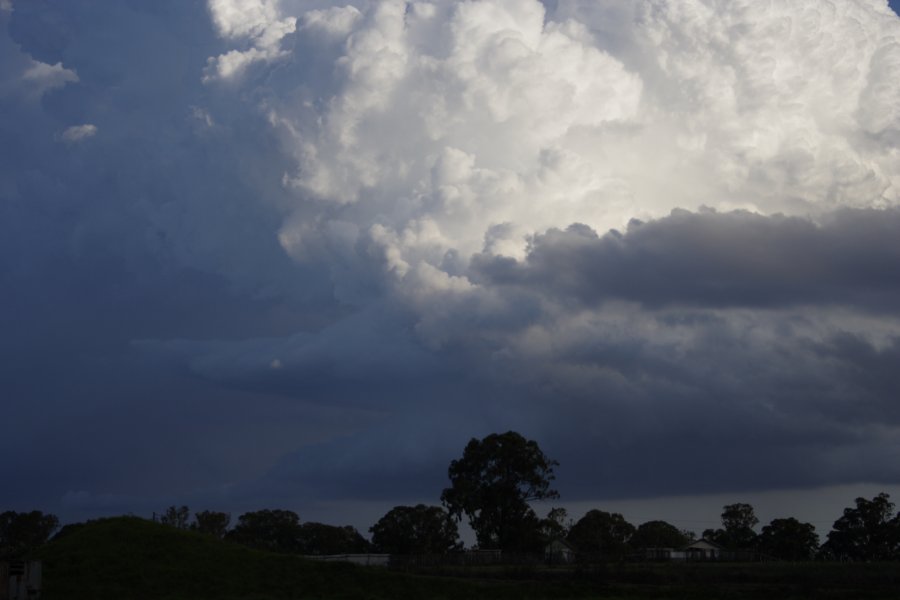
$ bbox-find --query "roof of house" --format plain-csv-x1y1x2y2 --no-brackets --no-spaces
682,538,725,551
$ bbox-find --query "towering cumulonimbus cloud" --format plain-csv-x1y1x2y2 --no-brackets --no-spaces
200,0,900,348
4,0,900,517
203,0,900,303
273,0,644,278
166,0,900,503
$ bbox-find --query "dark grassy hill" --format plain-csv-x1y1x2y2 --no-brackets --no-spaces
31,517,900,599
31,517,585,600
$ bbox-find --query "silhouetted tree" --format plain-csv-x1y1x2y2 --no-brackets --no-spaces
823,493,899,561
757,517,818,561
159,505,190,530
0,511,59,559
192,510,231,539
441,431,559,551
370,505,461,554
631,520,691,550
567,510,635,558
538,507,572,542
298,522,370,555
227,509,302,553
703,503,758,549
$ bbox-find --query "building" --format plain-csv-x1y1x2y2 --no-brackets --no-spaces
544,538,576,564
682,538,724,560
638,539,725,561
0,560,42,600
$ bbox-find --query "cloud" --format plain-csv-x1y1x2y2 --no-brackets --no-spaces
204,0,297,82
0,7,77,101
471,208,900,312
142,205,900,501
59,123,96,142
0,0,341,513
241,0,900,321
277,0,643,260
3,0,900,521
21,59,78,96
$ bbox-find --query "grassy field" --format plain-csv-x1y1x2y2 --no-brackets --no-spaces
32,517,900,599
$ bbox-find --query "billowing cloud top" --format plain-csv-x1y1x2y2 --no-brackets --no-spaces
268,0,900,281
204,0,297,81
2,0,900,522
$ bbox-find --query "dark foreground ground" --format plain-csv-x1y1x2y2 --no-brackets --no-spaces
34,518,900,599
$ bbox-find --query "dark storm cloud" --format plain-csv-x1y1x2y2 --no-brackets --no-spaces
472,208,900,312
196,297,900,504
0,0,341,519
534,328,900,499
0,0,339,355
2,0,900,529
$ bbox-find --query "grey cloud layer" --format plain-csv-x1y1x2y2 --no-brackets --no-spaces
473,209,900,311
161,206,900,502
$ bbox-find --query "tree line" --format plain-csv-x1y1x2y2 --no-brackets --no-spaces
3,432,900,561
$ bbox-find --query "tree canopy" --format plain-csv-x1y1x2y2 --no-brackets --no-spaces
0,510,59,559
298,522,370,555
631,520,692,550
441,431,559,551
224,510,371,555
566,510,635,558
159,505,190,530
703,503,759,549
823,493,900,561
226,509,302,553
757,517,819,561
538,507,572,542
191,510,231,539
370,504,461,554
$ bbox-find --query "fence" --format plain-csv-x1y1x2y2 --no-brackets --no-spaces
302,554,391,567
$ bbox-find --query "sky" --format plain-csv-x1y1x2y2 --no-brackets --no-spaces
2,0,900,540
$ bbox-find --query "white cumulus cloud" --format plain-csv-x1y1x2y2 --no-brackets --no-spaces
60,123,97,143
21,59,78,97
273,0,645,286
217,0,899,322
204,0,297,82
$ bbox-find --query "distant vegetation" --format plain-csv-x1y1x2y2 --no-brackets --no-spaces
23,517,900,600
5,431,900,598
0,510,59,560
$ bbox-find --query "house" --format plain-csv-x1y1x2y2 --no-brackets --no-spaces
682,538,724,560
544,538,576,564
1,560,42,600
303,553,390,567
641,547,684,561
